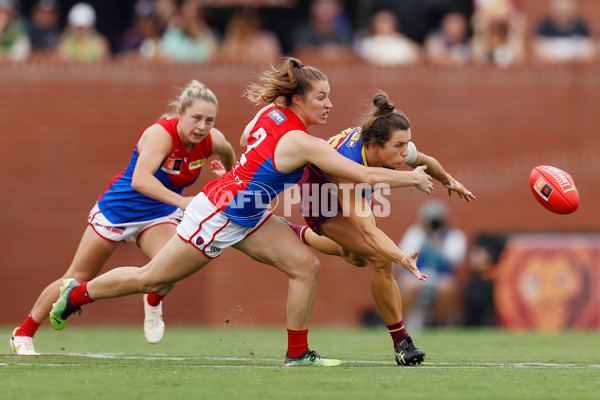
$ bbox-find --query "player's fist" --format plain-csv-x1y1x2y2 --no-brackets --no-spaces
414,166,434,194
210,159,227,178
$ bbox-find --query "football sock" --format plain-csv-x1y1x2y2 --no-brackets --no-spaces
146,293,164,307
15,314,40,337
69,282,95,307
292,225,310,246
387,321,409,348
281,218,311,246
286,328,309,357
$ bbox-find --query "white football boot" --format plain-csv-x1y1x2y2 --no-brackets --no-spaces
9,328,40,355
143,294,164,344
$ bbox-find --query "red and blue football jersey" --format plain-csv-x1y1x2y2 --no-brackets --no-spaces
203,105,308,227
97,117,212,223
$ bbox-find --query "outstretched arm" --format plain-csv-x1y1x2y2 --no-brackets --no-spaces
337,180,427,281
407,151,475,201
276,131,434,193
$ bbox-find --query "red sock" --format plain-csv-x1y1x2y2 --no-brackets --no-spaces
15,314,41,337
287,328,309,357
387,321,409,348
69,282,95,307
146,293,165,306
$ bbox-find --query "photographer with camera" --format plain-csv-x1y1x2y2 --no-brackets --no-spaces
395,199,467,329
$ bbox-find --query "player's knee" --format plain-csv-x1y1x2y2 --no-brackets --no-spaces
70,271,98,283
302,252,321,281
137,269,172,293
342,250,367,268
289,251,321,281
370,259,394,277
140,280,171,294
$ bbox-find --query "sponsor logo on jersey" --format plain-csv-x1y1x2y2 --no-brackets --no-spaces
209,245,222,253
268,109,287,125
189,159,206,170
346,131,361,147
534,177,553,201
161,158,182,174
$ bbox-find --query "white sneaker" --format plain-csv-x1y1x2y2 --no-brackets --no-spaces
9,328,40,355
143,294,164,344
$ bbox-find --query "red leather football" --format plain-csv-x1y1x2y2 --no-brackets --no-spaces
529,165,579,214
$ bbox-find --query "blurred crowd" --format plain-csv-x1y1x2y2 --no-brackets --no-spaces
1,0,599,66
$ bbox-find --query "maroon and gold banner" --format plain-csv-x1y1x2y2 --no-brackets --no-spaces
495,234,600,331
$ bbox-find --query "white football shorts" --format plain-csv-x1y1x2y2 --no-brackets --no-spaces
176,192,271,259
88,203,183,244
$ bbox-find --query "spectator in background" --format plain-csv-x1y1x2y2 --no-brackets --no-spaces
153,0,177,35
0,0,31,62
424,11,471,66
57,2,110,64
28,0,61,56
471,0,526,67
293,0,353,63
463,234,506,327
532,0,596,64
117,0,161,62
159,0,218,64
396,199,467,329
219,7,281,65
355,9,422,66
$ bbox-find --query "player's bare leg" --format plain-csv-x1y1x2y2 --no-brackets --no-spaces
319,217,425,365
233,216,341,366
49,236,211,330
11,226,118,355
137,223,178,344
30,226,118,322
89,236,211,298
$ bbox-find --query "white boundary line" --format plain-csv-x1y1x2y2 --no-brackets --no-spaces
2,353,600,369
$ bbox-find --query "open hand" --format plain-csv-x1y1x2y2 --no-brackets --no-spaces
399,251,428,281
443,175,476,201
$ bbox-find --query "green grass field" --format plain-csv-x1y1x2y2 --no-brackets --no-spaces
2,326,599,400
